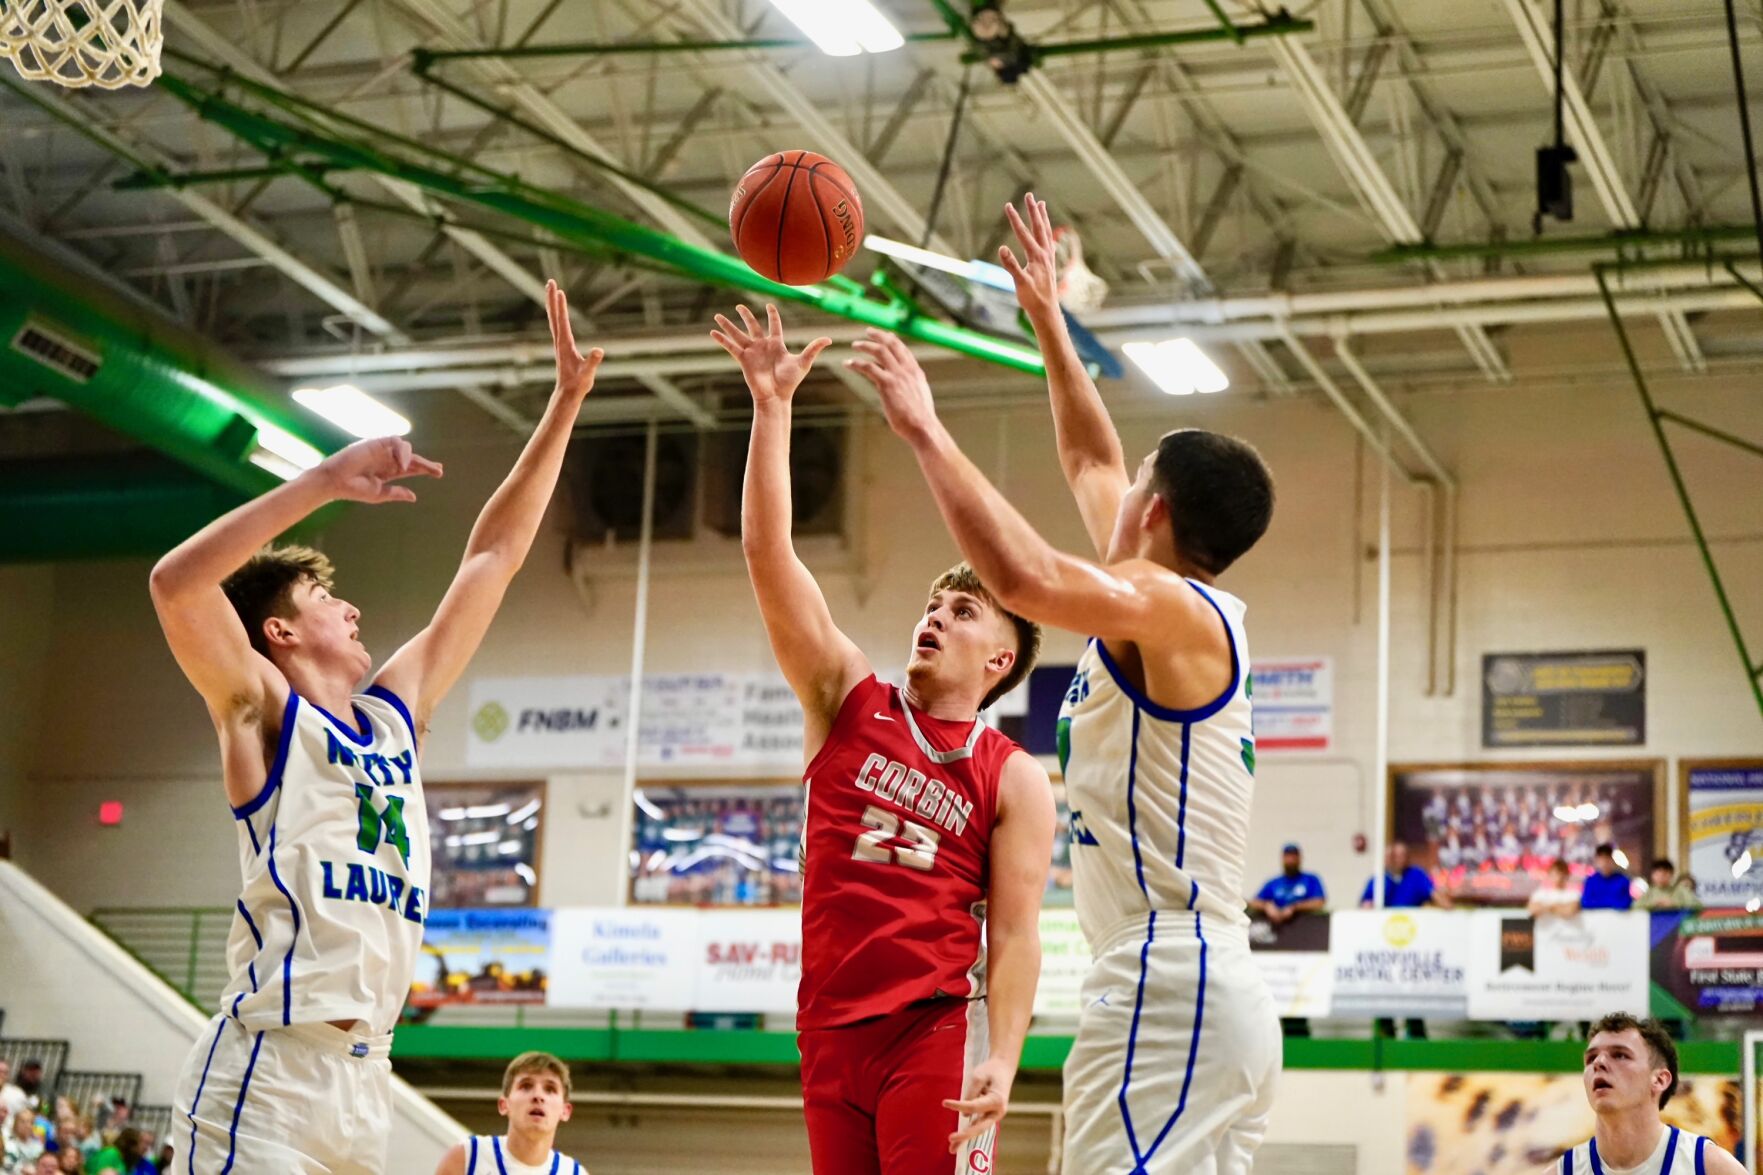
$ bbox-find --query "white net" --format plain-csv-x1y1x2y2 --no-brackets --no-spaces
0,0,163,89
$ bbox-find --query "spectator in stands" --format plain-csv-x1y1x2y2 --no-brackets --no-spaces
52,1148,77,1175
1528,858,1581,918
1580,843,1635,910
32,1154,58,1175
0,1063,25,1123
1249,843,1327,925
5,1108,44,1174
1359,840,1453,910
1360,840,1447,1040
1638,858,1699,910
84,1127,152,1175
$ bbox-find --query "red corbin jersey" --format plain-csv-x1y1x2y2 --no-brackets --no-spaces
797,676,1021,1030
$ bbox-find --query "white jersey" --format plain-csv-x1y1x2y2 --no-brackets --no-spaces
221,683,429,1033
1554,1126,1712,1174
464,1136,585,1175
1057,580,1255,949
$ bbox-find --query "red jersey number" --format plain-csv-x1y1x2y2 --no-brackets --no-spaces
852,804,941,871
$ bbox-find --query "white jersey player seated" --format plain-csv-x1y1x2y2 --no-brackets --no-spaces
435,1052,589,1175
1553,1013,1742,1175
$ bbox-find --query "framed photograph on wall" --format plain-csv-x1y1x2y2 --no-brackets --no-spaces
425,781,546,907
626,780,1079,907
1390,761,1664,906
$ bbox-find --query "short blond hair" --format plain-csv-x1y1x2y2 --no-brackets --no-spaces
502,1052,572,1100
928,562,1041,710
220,544,336,657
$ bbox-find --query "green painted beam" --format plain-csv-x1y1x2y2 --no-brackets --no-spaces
410,34,960,63
0,456,246,563
389,1027,1745,1075
1011,15,1313,61
1372,225,1762,263
152,71,1047,377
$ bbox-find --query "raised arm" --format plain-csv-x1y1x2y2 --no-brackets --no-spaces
711,304,871,756
846,331,1218,649
946,750,1056,1152
997,195,1130,559
431,1143,467,1175
376,281,601,735
150,436,442,806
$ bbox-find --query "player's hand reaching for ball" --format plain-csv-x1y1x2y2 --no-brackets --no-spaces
847,329,942,444
316,437,443,504
944,1056,1012,1153
710,303,832,405
997,193,1061,323
545,278,604,402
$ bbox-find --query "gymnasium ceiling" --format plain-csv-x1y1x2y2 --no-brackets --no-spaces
3,0,1763,436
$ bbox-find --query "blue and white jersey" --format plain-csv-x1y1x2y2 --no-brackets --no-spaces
1057,581,1255,951
222,683,429,1034
1555,1126,1711,1174
465,1135,585,1174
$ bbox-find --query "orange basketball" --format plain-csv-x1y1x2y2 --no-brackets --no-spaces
729,150,865,286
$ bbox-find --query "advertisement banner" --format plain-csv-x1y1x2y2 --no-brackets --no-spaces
1248,914,1333,1017
547,908,699,1010
1251,658,1333,752
1481,649,1646,748
1650,908,1763,1017
692,908,802,1013
1684,761,1763,907
1465,910,1649,1020
1032,908,1094,1017
410,908,552,1007
1329,910,1468,1018
465,672,803,771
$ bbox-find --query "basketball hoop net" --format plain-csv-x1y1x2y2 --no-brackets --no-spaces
0,0,163,89
1053,225,1110,316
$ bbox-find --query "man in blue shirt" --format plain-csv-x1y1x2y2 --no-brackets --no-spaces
1359,840,1448,1041
1360,840,1453,909
1579,843,1635,910
1251,843,1327,926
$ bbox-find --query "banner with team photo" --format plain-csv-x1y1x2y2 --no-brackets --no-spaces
409,908,552,1007
692,908,802,1013
1649,908,1763,1017
1330,910,1468,1018
1464,910,1648,1020
465,672,803,772
1250,658,1333,752
547,908,699,1009
1248,914,1333,1017
1684,761,1763,907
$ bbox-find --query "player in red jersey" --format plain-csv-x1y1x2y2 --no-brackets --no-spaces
712,304,1057,1175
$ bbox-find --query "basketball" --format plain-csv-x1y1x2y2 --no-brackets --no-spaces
729,150,865,286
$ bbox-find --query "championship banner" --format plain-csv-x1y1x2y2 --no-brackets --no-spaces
1032,908,1094,1017
1250,658,1333,753
465,672,803,771
1465,910,1648,1020
1650,908,1763,1017
547,908,699,1009
1684,761,1763,907
410,908,552,1008
692,908,802,1013
1330,910,1468,1018
1248,914,1333,1017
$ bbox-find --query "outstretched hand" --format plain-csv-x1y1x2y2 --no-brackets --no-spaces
710,303,832,405
943,1056,1012,1153
546,278,604,401
997,193,1061,322
846,329,941,444
316,436,443,504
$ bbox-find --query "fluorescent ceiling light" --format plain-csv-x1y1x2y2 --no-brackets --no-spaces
767,0,904,56
1123,338,1229,396
247,424,324,481
293,384,411,439
865,235,1014,291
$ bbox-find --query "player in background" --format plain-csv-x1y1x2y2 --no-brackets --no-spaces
152,282,601,1174
845,195,1279,1174
710,303,1057,1174
1552,1014,1741,1173
434,1052,588,1175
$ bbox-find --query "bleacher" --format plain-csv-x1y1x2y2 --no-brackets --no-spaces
0,1019,167,1150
